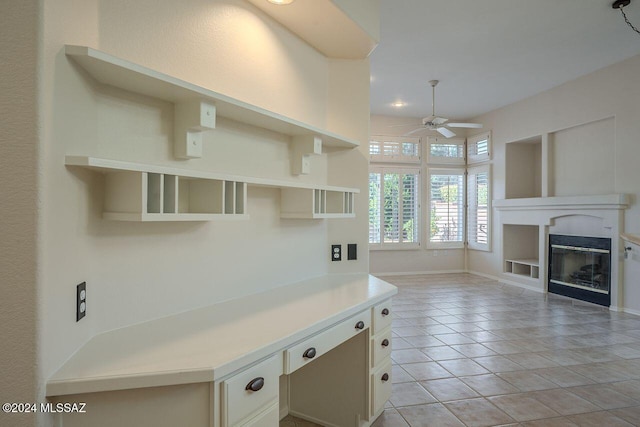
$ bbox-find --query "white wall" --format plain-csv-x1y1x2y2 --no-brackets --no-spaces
368,115,465,275
467,54,640,313
2,1,373,426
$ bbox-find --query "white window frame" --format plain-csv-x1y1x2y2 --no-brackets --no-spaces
467,131,492,164
427,167,466,249
426,136,466,165
369,166,421,250
369,135,421,164
467,164,491,251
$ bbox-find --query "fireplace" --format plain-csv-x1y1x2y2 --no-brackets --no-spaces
548,234,611,307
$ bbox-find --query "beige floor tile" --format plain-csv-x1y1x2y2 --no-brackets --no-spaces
397,403,466,427
438,358,491,376
392,364,416,384
401,361,453,381
497,371,559,392
473,355,525,373
609,406,640,424
370,408,410,427
531,366,595,388
420,346,465,361
450,343,497,358
506,353,559,369
403,335,446,348
391,349,432,364
420,377,480,402
529,388,600,415
445,397,515,427
567,384,640,410
520,417,579,426
433,333,477,345
459,373,520,396
488,393,560,421
568,411,636,426
390,382,437,407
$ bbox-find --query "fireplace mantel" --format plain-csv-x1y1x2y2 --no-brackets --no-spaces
494,194,629,211
494,193,629,311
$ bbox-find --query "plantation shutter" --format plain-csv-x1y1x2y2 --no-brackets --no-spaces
369,172,381,244
467,132,491,164
429,170,465,245
467,165,491,250
369,136,421,163
426,137,466,165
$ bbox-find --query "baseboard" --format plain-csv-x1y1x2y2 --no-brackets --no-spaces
371,269,466,277
279,405,289,421
622,307,640,316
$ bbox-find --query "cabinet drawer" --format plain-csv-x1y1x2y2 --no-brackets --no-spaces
371,358,392,417
239,401,279,427
285,311,369,374
372,300,392,335
371,327,392,367
222,355,280,427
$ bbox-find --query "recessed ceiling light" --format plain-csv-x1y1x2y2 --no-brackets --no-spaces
268,0,294,4
392,101,406,108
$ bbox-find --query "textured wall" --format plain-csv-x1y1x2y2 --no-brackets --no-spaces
0,1,40,426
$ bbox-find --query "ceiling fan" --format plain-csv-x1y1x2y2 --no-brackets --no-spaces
404,80,483,138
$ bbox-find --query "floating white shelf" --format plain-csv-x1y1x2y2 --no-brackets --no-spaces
281,188,355,219
66,156,359,222
64,45,360,150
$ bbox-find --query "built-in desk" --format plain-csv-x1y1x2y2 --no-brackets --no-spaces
47,274,397,427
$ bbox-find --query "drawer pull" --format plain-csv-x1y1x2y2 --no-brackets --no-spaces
303,347,317,359
381,339,389,348
381,308,390,316
381,373,389,382
355,320,365,330
245,377,265,392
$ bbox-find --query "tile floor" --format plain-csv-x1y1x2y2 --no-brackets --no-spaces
370,273,640,427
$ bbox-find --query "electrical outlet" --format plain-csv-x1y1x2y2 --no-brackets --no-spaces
76,282,86,322
331,244,342,261
348,243,357,260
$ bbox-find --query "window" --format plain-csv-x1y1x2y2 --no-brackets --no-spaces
426,137,466,165
428,169,465,248
369,136,421,163
467,131,491,164
369,168,420,248
467,165,491,251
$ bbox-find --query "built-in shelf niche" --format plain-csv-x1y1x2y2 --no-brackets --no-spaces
503,224,540,280
505,136,542,199
67,156,358,222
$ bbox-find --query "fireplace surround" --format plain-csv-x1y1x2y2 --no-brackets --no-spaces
494,194,629,310
548,234,611,306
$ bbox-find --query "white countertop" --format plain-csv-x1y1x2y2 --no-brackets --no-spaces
47,274,397,397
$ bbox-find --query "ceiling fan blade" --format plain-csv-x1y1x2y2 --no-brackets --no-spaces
404,127,429,136
447,122,483,129
436,127,456,138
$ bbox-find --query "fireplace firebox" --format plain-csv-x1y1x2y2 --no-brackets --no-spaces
548,234,611,307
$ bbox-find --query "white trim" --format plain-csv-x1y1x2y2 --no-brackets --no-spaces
466,270,543,293
621,307,640,316
371,270,466,277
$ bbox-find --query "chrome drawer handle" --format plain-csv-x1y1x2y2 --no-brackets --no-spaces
245,377,264,392
355,320,365,330
381,373,389,382
381,308,390,316
303,347,317,359
381,339,389,348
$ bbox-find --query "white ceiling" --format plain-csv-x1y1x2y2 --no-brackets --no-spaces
370,0,640,121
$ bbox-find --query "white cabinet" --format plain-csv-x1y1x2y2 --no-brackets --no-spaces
221,355,281,427
370,299,392,418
